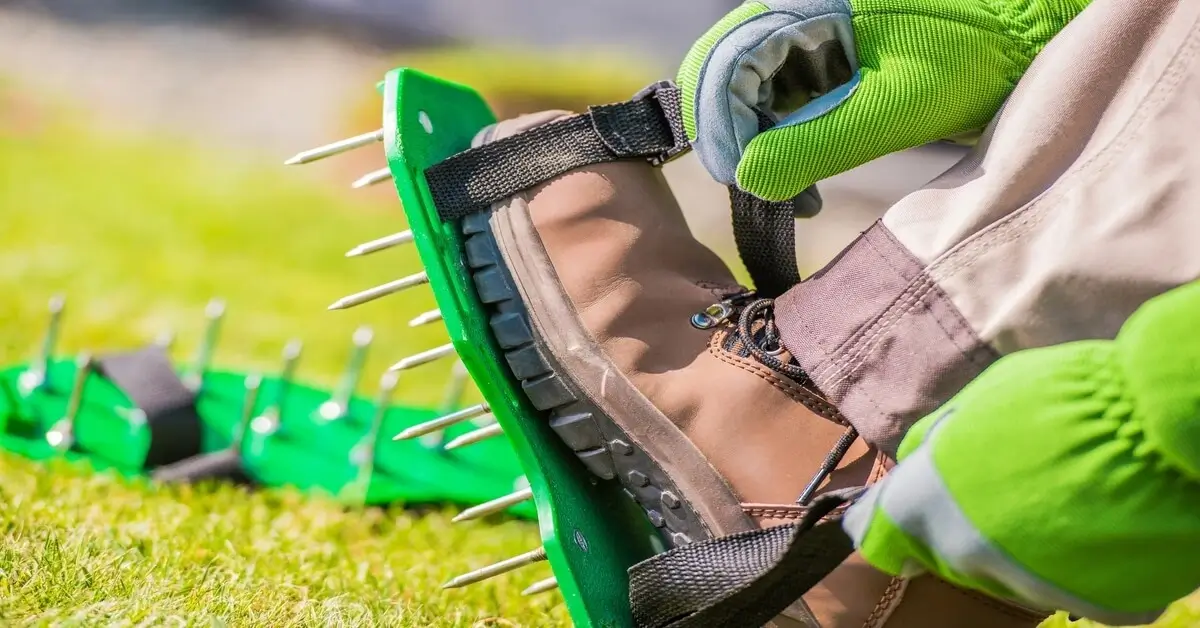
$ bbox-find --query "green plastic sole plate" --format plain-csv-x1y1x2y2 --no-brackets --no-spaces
382,67,659,627
0,358,533,518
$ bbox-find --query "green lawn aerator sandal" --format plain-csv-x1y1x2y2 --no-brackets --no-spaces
1,296,533,519
286,68,1051,628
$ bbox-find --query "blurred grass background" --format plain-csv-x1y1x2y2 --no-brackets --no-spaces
0,12,1198,626
0,66,574,626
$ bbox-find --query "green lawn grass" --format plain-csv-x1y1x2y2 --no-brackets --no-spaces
0,81,1197,627
0,84,566,626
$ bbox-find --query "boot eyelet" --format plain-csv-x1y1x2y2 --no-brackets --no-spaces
691,302,736,330
762,343,785,356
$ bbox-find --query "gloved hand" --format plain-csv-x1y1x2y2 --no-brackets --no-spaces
842,281,1200,627
677,0,1092,202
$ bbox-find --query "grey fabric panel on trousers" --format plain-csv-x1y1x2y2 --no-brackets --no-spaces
775,223,998,455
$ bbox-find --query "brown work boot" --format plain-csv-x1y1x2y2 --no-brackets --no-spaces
465,111,1047,628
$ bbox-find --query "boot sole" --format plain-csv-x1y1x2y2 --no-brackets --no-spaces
460,202,754,550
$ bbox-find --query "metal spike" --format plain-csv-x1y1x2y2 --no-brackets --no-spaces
386,342,456,372
355,371,400,471
275,338,302,397
154,330,176,351
420,359,474,447
328,272,429,311
345,230,414,258
346,372,401,505
318,326,373,420
184,298,225,391
19,294,65,395
231,372,263,450
443,421,504,451
63,352,91,420
392,402,490,441
38,294,66,363
350,167,392,189
408,308,444,328
438,360,470,413
257,340,302,432
441,546,547,589
521,577,559,597
284,128,383,165
452,487,533,523
46,352,92,450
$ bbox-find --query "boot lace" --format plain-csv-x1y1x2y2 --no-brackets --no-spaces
735,298,810,383
691,292,861,505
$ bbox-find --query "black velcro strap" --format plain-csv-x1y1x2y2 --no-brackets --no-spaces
425,82,688,222
629,495,853,628
95,346,203,468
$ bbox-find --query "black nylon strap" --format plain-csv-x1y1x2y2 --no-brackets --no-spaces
424,80,811,298
729,186,815,298
425,82,688,222
629,495,853,628
95,346,203,469
726,110,819,298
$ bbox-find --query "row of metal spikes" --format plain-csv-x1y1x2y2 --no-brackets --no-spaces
286,129,555,594
16,295,487,450
17,288,552,594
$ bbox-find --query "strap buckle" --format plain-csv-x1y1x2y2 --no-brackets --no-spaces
630,80,692,167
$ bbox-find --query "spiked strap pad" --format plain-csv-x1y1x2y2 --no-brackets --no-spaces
629,495,852,628
95,345,204,468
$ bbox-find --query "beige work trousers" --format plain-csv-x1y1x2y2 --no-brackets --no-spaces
776,0,1200,454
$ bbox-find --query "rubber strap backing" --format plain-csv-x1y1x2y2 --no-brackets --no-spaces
629,495,852,628
95,346,204,468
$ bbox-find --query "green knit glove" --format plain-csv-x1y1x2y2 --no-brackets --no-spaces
677,0,1092,202
842,281,1200,627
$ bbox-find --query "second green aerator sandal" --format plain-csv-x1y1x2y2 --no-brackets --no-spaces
1,293,533,519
